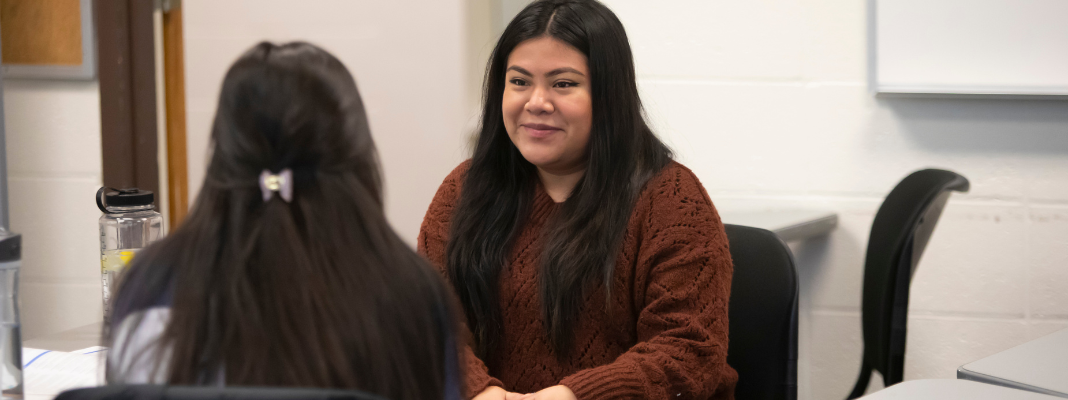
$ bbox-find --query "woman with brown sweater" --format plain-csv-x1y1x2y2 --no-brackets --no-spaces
418,1,737,399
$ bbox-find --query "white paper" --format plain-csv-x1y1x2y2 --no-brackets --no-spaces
21,347,107,400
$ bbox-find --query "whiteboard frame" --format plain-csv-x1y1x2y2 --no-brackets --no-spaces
1,0,97,80
868,0,1068,99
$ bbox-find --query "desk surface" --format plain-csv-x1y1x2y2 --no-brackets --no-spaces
719,209,838,241
24,322,104,352
860,379,1060,399
958,327,1068,398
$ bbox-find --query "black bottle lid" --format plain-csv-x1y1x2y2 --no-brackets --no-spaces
96,187,155,213
0,234,19,263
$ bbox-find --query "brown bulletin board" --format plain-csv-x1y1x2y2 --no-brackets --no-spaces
0,0,95,79
1,0,82,65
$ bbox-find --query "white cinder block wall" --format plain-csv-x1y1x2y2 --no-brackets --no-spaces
596,0,1068,398
3,80,104,340
3,0,484,343
184,1,1068,398
182,0,480,243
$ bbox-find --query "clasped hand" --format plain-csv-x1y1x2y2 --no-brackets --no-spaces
473,385,577,400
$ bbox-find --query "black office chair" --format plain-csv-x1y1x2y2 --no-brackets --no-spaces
725,224,799,400
846,169,969,399
55,385,388,400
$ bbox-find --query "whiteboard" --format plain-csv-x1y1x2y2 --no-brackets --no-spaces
872,0,1068,96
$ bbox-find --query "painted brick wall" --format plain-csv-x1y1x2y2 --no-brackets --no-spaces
182,0,479,244
599,0,1068,398
180,1,1068,398
3,80,103,340
3,0,482,343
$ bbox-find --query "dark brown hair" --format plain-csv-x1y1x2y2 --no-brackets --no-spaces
108,42,459,400
447,0,672,359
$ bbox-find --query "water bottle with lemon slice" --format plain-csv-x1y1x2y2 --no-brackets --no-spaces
97,188,164,321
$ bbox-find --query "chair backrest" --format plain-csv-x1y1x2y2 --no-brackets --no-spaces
55,385,389,400
725,224,799,400
861,169,969,386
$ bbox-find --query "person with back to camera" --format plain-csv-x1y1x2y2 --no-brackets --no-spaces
105,42,462,400
418,1,738,399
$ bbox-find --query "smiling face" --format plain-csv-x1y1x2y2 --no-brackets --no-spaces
502,36,593,176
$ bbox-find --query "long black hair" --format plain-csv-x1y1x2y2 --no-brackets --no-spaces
107,42,459,400
447,0,672,359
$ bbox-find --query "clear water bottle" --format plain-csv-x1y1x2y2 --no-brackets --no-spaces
0,231,21,394
97,188,164,321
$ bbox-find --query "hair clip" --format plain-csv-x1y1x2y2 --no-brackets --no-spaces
259,169,293,202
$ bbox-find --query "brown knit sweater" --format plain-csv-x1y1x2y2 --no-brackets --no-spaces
418,161,737,400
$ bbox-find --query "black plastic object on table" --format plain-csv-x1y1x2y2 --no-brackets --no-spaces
96,187,155,213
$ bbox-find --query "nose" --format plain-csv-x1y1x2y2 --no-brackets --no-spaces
524,86,554,115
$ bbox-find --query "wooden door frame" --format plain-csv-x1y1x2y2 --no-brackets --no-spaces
96,0,158,198
96,0,187,228
162,0,187,227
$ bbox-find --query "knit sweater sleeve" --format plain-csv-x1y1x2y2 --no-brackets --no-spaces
559,164,736,399
417,161,505,399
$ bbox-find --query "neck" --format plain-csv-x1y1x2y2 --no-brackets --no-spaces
537,165,586,203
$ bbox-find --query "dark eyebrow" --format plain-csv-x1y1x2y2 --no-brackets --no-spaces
507,66,533,76
547,67,585,77
506,66,586,77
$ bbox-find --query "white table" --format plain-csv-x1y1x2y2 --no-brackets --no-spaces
23,322,104,352
859,379,1061,399
958,327,1068,398
719,209,838,242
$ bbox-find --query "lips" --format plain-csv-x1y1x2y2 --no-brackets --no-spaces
521,123,561,138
